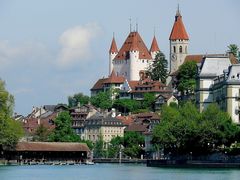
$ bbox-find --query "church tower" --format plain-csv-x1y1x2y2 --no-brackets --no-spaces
109,36,118,74
169,7,189,74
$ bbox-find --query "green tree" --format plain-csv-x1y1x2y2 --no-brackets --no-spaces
49,111,80,142
123,131,145,158
107,136,123,158
68,93,90,108
142,93,155,110
177,61,197,94
90,91,112,110
227,44,239,58
93,135,105,158
33,124,50,142
148,51,168,83
152,102,240,156
0,79,23,150
113,99,140,113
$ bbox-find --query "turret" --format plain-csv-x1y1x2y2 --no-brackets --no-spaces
169,6,189,73
109,36,118,74
150,35,160,59
129,32,139,80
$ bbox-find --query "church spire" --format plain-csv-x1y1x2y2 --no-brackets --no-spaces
169,6,189,40
109,35,118,54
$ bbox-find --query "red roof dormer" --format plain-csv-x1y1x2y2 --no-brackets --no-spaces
169,9,189,40
150,36,160,52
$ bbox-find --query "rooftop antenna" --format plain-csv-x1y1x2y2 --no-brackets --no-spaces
154,26,156,36
136,18,138,32
176,3,181,16
129,18,132,32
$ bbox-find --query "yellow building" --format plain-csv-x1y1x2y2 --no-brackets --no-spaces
84,114,125,143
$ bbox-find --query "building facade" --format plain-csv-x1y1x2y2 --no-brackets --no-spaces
84,115,125,143
196,55,240,123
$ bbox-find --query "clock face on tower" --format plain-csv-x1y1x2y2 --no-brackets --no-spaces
171,54,176,61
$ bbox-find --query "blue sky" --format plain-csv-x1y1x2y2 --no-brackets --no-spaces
0,0,239,115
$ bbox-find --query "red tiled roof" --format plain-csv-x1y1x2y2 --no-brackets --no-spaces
109,37,118,53
127,79,171,93
114,31,152,60
91,78,107,90
169,13,189,40
116,115,134,126
134,112,160,120
15,142,90,152
125,124,148,133
104,69,125,84
150,36,160,52
184,55,203,63
91,72,125,91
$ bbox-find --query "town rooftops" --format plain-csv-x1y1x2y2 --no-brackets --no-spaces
14,142,90,152
114,31,152,60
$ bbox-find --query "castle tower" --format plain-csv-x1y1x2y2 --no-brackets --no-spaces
109,36,118,74
169,6,189,74
111,31,152,81
150,35,160,60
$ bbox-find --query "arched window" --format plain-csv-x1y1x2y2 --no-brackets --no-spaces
173,46,176,53
179,46,183,53
185,46,188,53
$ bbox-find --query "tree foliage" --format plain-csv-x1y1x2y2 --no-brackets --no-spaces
152,102,240,155
33,124,51,142
227,44,239,58
122,131,145,158
68,93,89,108
148,51,168,83
49,111,80,142
177,61,197,94
90,91,112,110
113,99,140,113
142,93,156,110
0,79,23,150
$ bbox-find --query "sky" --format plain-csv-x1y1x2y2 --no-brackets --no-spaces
0,0,239,115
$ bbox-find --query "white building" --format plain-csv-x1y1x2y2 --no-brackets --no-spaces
109,31,160,81
196,55,240,123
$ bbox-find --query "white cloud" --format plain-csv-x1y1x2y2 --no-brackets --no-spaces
0,41,50,69
57,23,101,68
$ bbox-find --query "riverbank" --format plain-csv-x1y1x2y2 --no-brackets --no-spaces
147,159,240,168
93,158,146,164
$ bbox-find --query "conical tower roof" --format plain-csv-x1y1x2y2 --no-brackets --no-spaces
169,10,189,40
109,37,118,53
150,36,160,52
114,31,152,60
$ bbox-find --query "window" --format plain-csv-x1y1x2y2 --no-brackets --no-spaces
179,46,183,53
173,46,176,53
185,46,187,53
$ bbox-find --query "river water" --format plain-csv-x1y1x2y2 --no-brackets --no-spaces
0,163,240,180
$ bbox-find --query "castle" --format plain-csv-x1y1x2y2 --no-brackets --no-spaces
108,7,189,81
